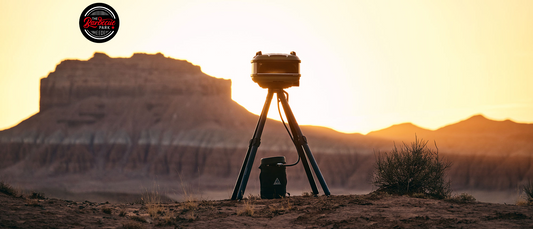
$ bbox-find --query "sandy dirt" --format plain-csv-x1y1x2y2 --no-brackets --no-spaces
1,191,532,229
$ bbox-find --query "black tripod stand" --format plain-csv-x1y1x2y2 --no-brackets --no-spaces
231,88,331,200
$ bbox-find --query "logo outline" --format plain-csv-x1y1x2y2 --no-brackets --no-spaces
79,3,119,43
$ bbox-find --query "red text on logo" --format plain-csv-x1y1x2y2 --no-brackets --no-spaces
83,17,116,29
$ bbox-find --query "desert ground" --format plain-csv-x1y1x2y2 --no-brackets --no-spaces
1,190,533,229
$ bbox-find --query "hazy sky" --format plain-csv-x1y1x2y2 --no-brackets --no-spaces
1,0,532,134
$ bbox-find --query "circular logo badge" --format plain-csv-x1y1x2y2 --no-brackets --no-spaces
79,3,119,43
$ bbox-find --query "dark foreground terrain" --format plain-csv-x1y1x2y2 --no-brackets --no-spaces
1,191,532,229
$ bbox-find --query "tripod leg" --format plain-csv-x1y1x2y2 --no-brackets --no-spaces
301,143,331,196
231,89,274,200
277,91,331,196
231,139,253,200
276,90,320,195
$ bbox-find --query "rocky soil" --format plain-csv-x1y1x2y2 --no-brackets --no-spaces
1,191,533,229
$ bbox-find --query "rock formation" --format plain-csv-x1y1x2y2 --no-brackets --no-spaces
39,52,231,111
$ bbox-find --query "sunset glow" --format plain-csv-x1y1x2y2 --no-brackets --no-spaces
1,0,532,134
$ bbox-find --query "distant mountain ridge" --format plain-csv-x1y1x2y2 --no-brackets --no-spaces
368,114,533,157
366,122,432,139
437,115,533,135
368,114,533,139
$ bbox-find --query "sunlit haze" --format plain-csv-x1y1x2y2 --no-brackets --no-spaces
1,0,532,134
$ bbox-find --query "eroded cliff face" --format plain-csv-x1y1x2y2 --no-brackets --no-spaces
39,52,231,112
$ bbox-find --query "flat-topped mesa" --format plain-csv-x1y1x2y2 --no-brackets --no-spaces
40,52,231,112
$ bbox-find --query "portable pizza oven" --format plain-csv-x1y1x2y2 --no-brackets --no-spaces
259,156,287,199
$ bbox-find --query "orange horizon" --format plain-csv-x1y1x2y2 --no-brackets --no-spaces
1,1,532,134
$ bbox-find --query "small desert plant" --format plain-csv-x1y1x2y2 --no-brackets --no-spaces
182,200,198,221
177,176,202,221
183,194,198,211
237,199,255,216
146,204,163,218
0,181,19,197
373,137,451,199
141,184,164,218
447,193,476,203
181,193,198,222
180,191,199,221
522,180,533,204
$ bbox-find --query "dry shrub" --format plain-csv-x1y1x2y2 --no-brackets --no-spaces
179,181,201,221
373,137,451,199
181,192,198,221
237,199,255,216
0,181,19,197
184,195,198,210
522,180,533,204
147,204,163,218
141,185,164,218
183,199,198,221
